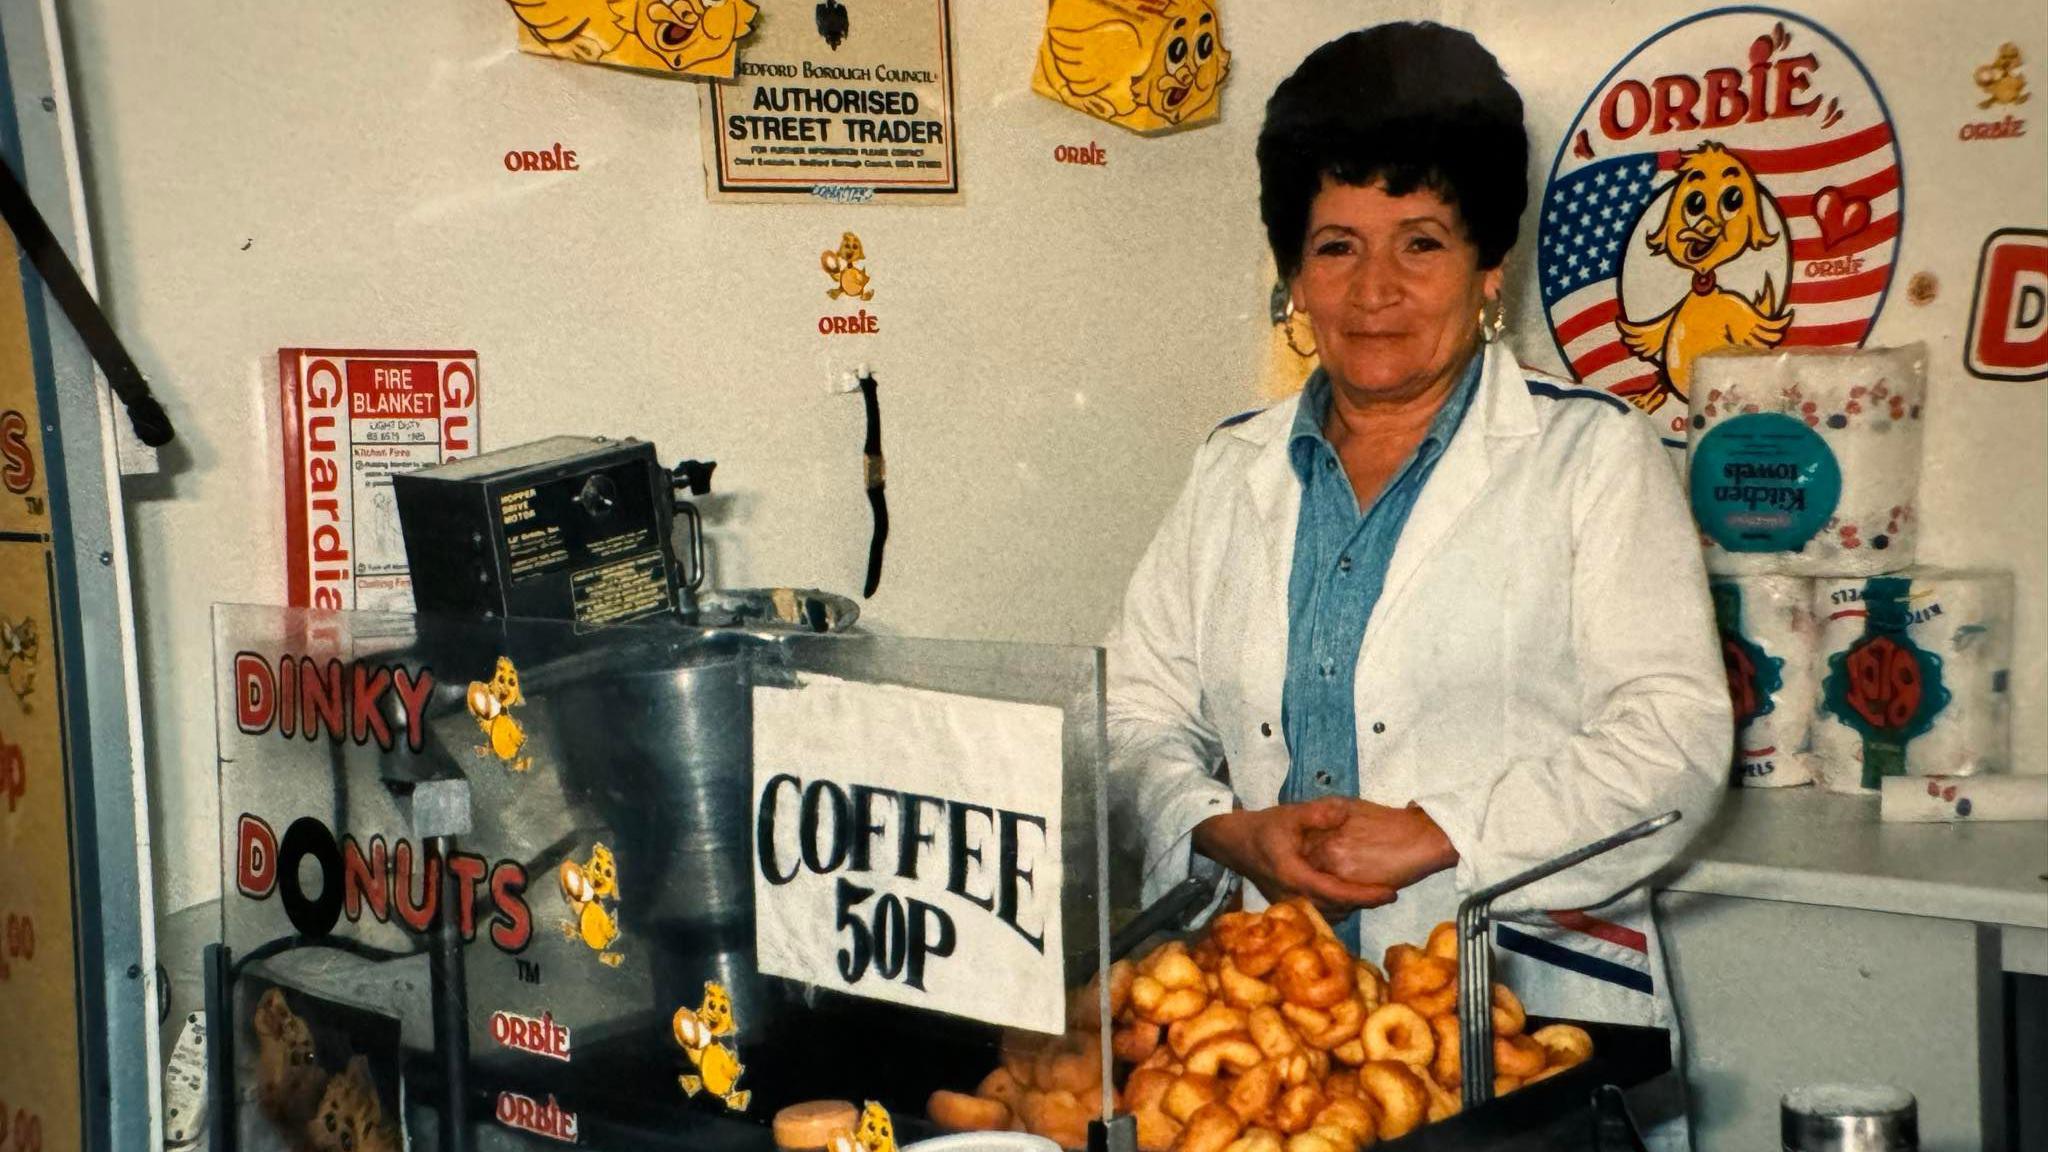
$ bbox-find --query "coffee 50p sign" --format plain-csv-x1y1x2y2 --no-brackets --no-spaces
750,674,1066,1033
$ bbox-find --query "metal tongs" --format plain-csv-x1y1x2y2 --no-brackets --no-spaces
1456,810,1682,1108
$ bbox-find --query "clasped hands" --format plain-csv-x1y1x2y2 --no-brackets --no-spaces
1192,795,1458,914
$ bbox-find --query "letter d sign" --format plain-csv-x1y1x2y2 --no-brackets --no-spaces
1966,228,2048,381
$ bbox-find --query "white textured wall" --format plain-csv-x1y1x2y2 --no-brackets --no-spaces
61,0,2043,919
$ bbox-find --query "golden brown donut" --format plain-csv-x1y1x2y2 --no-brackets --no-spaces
978,1066,1027,1114
1170,1002,1251,1058
1022,1089,1091,1150
1353,963,1388,1016
1163,1073,1225,1123
1275,940,1355,1009
1427,1013,1460,1090
1269,1084,1326,1135
1185,1034,1265,1077
1115,1019,1164,1064
1231,915,1314,979
1136,1043,1180,1074
1124,1067,1179,1151
1178,1103,1246,1152
1130,975,1168,1020
929,1090,1012,1133
1360,1003,1434,1069
1489,983,1525,1038
1381,944,1425,976
1286,998,1364,1050
1247,1007,1300,1060
1358,1062,1427,1140
1525,1063,1569,1085
1417,1071,1461,1124
1424,921,1459,962
1494,1075,1523,1096
1494,1034,1547,1079
1273,898,1339,942
1225,1060,1284,1122
1036,1044,1099,1095
1530,1024,1594,1069
1321,1071,1362,1101
1220,957,1284,1010
1150,986,1211,1025
1108,960,1136,1019
1389,956,1457,1018
1312,1096,1377,1145
1190,937,1224,974
1151,950,1207,992
773,1100,859,1150
1330,1039,1366,1067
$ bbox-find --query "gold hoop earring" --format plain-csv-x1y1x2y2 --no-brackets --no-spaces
1282,299,1318,359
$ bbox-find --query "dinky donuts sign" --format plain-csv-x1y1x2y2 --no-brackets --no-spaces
750,674,1066,1034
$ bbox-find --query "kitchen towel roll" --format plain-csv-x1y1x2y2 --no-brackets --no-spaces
1812,569,2013,792
1687,345,1926,577
1710,575,1818,787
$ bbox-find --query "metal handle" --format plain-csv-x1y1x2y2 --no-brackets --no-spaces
1457,810,1681,1108
673,500,706,594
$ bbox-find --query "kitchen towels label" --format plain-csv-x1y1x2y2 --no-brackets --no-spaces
1691,413,1842,552
1820,577,1952,789
751,673,1066,1034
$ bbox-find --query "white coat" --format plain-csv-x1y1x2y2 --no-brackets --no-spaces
1105,339,1731,1088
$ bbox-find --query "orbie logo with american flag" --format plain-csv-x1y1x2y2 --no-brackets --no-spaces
1538,8,1903,447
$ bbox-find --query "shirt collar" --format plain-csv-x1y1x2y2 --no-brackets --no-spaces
1288,352,1485,481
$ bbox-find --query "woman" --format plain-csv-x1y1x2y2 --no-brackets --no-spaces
1106,22,1729,1141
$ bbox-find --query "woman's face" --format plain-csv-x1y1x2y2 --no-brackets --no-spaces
1291,177,1503,405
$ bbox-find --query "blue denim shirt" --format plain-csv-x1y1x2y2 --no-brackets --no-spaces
1280,356,1482,944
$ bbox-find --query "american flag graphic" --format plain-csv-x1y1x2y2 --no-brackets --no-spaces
1539,50,1902,443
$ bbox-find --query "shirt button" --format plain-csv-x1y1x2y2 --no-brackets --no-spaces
1314,770,1334,787
1323,458,1337,472
1338,554,1353,573
1320,660,1335,677
1372,721,1387,734
1260,722,1273,737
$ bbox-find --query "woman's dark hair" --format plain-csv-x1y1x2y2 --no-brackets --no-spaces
1257,22,1527,278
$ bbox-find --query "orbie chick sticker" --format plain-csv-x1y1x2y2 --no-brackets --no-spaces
822,233,876,301
0,616,35,706
827,1102,898,1152
1975,42,2029,110
467,656,531,773
673,981,751,1112
1032,0,1229,135
505,0,758,80
1539,10,1902,445
559,843,624,967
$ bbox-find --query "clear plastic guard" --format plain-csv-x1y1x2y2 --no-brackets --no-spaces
212,603,1111,1151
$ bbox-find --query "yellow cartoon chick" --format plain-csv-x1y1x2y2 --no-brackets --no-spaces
822,233,875,301
559,844,624,967
825,1102,897,1152
1975,42,2030,109
1034,0,1229,134
504,0,758,78
1616,142,1792,411
674,981,751,1112
468,657,530,772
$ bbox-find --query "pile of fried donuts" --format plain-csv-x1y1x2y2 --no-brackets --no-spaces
928,899,1595,1151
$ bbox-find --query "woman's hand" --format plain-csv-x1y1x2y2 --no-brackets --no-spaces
1303,800,1459,892
1192,799,1400,913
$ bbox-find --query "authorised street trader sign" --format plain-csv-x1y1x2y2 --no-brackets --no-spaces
704,0,958,203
